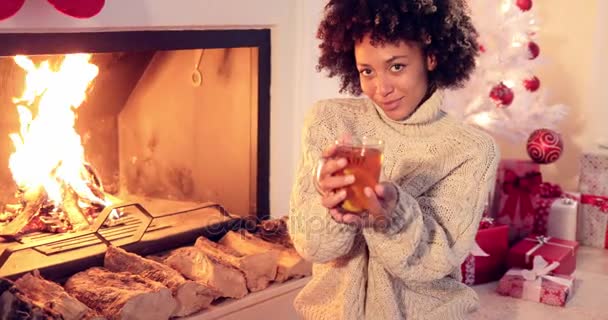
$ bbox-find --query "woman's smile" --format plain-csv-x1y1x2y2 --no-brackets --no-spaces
380,97,404,112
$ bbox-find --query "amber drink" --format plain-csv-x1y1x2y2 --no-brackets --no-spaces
333,138,383,213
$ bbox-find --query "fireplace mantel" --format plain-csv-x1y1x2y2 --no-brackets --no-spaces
0,0,320,216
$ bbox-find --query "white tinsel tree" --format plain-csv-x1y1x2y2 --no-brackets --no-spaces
444,0,568,143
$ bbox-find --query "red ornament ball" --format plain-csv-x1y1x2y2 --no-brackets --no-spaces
0,0,25,21
47,0,105,19
523,76,541,92
528,41,540,59
526,129,564,164
489,82,514,107
516,0,533,11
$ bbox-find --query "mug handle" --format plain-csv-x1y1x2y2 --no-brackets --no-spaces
312,158,327,196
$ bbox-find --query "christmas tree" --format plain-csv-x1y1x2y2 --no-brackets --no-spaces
444,0,568,143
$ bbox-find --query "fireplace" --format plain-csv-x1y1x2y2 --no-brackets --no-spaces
0,29,273,281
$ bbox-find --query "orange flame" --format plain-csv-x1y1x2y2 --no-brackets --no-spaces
8,54,106,208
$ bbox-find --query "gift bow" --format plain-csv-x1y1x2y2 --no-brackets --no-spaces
580,194,608,213
507,256,573,287
524,235,576,264
500,169,542,220
479,216,494,229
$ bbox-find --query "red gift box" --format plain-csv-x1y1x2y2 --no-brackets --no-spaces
461,218,509,285
493,159,542,242
507,235,579,275
497,256,574,307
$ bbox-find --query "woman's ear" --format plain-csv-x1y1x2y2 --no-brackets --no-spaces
426,54,437,71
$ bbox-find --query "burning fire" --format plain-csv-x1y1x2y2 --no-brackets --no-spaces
0,54,115,236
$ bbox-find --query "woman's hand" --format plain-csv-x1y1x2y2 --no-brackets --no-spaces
329,182,398,228
317,143,357,219
363,182,399,229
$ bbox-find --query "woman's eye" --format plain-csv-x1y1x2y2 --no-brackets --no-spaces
390,64,405,72
359,69,373,76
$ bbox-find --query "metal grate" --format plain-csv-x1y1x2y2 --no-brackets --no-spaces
20,215,169,255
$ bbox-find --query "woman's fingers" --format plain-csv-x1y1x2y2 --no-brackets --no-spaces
319,174,355,192
364,187,383,217
330,209,365,227
321,144,337,158
319,158,347,179
329,209,344,222
321,189,347,209
341,213,364,226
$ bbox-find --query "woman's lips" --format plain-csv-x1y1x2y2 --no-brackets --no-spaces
381,97,403,111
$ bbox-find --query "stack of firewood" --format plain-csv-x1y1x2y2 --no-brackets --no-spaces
0,218,311,320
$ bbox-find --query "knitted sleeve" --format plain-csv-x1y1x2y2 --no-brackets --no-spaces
288,101,358,264
362,139,499,282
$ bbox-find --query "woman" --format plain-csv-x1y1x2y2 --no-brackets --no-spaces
288,1,499,319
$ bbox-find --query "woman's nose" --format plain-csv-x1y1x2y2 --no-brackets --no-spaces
375,76,394,97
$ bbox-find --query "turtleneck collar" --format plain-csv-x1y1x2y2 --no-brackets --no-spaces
372,89,445,125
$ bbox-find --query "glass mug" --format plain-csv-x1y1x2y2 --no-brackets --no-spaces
314,136,384,213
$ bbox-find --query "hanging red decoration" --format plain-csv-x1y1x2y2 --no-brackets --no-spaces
0,0,25,21
47,0,105,19
516,0,533,11
489,82,514,107
523,76,541,92
528,41,540,60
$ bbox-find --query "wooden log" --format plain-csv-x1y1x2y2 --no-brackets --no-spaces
64,267,176,320
0,186,46,237
219,230,312,283
0,273,102,320
194,236,278,292
104,246,217,317
254,217,293,248
61,185,91,231
160,247,248,299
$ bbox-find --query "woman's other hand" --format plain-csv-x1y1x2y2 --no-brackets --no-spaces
317,143,354,211
329,182,398,228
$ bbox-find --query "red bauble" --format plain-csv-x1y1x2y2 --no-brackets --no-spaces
489,82,514,107
526,129,564,164
528,41,540,60
516,0,533,11
0,0,25,21
523,76,541,92
479,44,486,53
47,0,105,18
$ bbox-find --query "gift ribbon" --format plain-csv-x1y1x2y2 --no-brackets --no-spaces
479,216,494,229
506,256,573,302
500,169,542,221
580,194,608,213
523,235,576,264
580,194,608,248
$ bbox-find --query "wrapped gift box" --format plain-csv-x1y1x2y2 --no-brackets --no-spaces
497,256,574,307
533,183,579,241
507,235,579,275
493,159,542,242
577,151,608,249
461,218,509,285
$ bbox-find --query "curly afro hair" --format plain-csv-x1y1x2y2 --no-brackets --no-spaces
317,0,479,95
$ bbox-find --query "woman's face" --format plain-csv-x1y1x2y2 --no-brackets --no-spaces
354,34,436,121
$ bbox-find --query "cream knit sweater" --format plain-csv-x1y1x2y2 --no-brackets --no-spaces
288,90,499,320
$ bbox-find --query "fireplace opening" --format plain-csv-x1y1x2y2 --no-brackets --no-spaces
0,30,272,280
